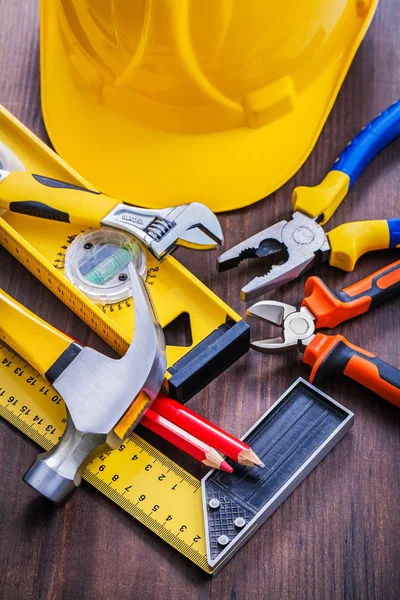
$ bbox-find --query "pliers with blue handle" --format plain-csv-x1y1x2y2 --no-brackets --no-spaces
217,100,400,301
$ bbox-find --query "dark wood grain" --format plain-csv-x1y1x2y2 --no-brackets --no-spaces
1,2,400,599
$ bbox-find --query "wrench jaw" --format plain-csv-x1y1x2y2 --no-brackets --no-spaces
161,202,224,251
23,264,167,504
102,202,224,259
247,302,316,354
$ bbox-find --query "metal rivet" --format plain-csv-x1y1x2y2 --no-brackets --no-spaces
83,243,93,250
118,273,128,281
234,517,246,528
217,535,229,546
208,498,220,509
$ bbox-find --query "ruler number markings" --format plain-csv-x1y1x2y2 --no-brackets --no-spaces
0,338,208,564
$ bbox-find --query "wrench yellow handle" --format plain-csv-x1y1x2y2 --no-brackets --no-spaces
0,170,119,227
0,289,79,378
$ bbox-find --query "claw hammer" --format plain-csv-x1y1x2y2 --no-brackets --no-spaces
0,264,166,504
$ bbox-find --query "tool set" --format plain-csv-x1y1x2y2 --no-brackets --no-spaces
218,100,400,300
0,10,399,574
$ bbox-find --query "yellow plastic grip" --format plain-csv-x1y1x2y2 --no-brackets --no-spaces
0,289,74,377
0,171,119,227
327,220,390,271
292,170,350,225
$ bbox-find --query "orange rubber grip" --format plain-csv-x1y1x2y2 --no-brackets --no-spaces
302,260,400,329
304,333,400,408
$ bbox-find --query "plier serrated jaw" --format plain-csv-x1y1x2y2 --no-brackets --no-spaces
218,212,330,300
216,220,287,273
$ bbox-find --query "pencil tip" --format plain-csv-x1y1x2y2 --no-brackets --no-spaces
238,449,265,468
221,460,234,473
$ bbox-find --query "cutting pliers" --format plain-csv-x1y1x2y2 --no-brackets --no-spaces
217,100,400,300
0,160,223,260
247,260,400,408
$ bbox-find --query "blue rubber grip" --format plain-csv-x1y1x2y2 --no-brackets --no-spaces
332,100,400,187
388,219,400,248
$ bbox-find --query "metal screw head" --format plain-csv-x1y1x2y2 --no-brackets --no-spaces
83,242,93,250
208,498,220,510
118,273,128,282
234,517,246,528
217,535,229,546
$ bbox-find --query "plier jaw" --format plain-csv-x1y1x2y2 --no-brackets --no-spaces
246,300,316,352
217,212,330,301
216,220,288,273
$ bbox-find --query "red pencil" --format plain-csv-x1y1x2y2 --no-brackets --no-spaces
141,408,233,473
152,394,264,468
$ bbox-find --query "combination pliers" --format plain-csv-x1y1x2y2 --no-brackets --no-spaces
0,149,223,260
217,100,400,300
247,260,400,408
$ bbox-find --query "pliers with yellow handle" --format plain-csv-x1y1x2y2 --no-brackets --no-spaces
247,260,400,408
217,100,400,300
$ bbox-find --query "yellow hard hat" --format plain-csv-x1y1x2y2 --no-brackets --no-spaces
40,0,378,212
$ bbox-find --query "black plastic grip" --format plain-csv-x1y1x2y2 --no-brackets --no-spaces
8,201,70,222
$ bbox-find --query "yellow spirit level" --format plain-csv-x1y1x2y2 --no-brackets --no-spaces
0,104,249,403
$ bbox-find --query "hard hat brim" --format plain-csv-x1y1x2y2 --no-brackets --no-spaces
40,0,378,213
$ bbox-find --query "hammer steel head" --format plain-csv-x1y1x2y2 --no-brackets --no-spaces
23,263,166,504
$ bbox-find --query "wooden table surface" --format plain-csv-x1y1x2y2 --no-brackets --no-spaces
1,2,399,599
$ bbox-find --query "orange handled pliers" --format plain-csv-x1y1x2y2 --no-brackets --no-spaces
247,261,400,407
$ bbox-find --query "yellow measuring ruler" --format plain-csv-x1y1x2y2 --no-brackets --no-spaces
0,341,211,573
